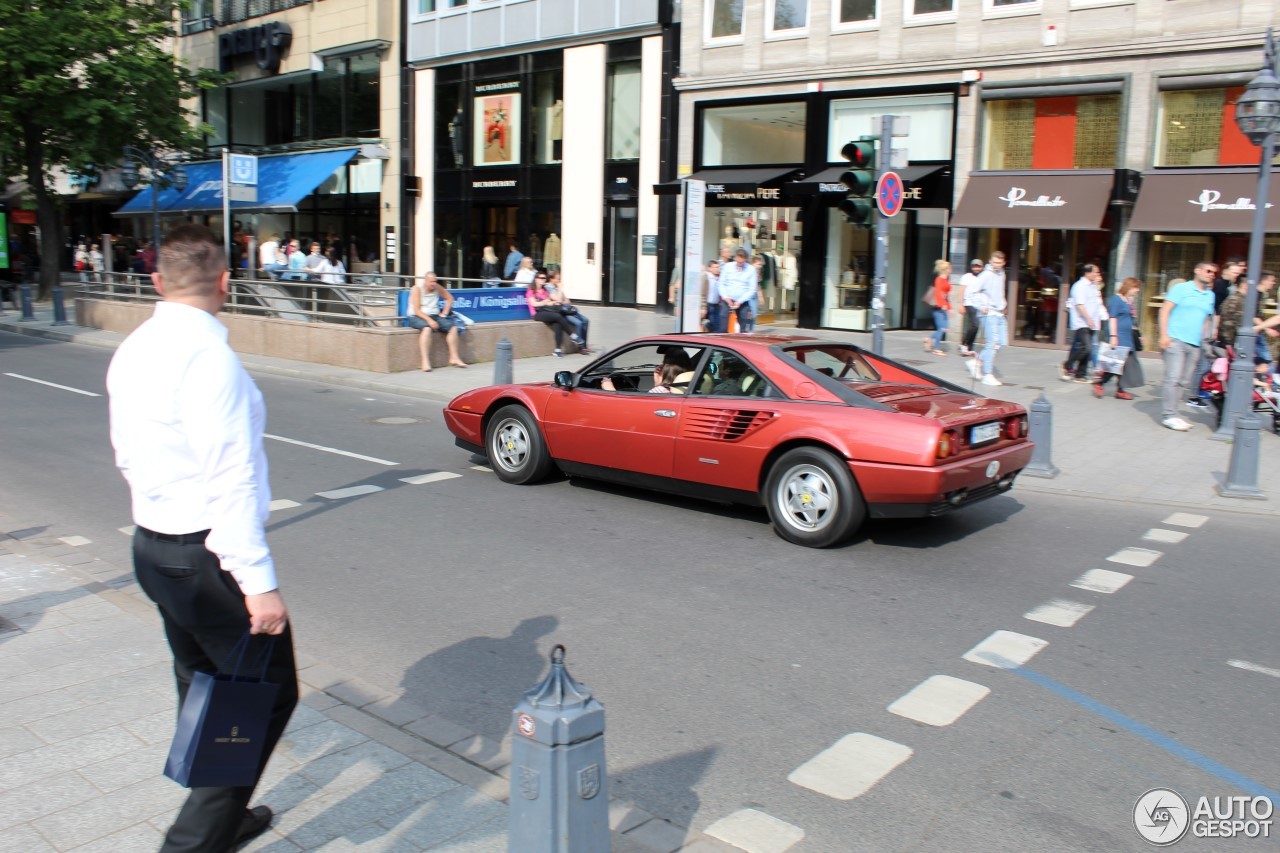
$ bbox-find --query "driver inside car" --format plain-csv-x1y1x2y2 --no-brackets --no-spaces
600,351,694,393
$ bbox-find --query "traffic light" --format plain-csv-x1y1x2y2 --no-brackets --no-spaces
838,139,877,227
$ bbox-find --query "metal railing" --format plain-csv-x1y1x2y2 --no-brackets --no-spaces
78,272,516,329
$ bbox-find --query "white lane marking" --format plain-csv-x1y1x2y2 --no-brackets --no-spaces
315,485,384,500
1163,512,1208,528
399,472,463,485
963,631,1048,669
704,809,805,853
269,499,301,511
788,733,912,800
1227,659,1280,679
1107,547,1161,568
1143,528,1188,544
264,433,396,466
888,675,990,727
118,525,136,536
1024,599,1096,628
1071,568,1133,594
4,373,101,397
58,535,92,547
470,465,493,473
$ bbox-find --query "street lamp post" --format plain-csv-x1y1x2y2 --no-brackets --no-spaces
1217,28,1279,498
120,146,188,253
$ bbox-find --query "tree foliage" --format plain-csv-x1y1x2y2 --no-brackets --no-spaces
0,0,221,296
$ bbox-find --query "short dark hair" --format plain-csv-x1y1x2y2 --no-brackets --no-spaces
1260,270,1276,281
157,225,225,295
1225,255,1246,267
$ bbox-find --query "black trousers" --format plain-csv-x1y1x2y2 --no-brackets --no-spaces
1064,328,1094,378
532,307,576,347
133,530,298,853
962,306,980,350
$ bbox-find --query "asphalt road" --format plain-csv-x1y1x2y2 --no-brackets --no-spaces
2,329,1277,852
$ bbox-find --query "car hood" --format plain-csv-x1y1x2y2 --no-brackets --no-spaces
853,382,1020,422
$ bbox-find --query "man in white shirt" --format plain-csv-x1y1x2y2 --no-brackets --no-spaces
107,224,295,852
957,258,985,356
719,248,758,332
258,234,282,280
965,252,1008,386
1062,264,1103,381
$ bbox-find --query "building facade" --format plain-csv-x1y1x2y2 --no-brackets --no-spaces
675,0,1278,343
406,0,676,304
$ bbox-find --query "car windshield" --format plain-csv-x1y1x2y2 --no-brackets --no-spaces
780,344,880,383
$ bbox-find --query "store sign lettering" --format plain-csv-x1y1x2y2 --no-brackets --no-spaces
1188,189,1273,213
219,22,292,74
820,183,921,199
998,186,1066,208
707,184,781,200
473,180,517,189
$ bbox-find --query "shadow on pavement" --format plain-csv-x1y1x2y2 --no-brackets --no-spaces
611,745,717,835
862,494,1025,550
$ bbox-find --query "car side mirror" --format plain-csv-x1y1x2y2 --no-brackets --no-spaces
553,371,575,389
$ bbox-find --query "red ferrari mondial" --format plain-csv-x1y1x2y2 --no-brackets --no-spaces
444,333,1033,548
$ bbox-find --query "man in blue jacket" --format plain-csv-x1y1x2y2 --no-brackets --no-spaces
504,242,524,280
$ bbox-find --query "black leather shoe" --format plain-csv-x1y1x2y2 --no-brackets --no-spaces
233,806,273,848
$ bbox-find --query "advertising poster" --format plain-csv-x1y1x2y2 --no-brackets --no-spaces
473,93,521,167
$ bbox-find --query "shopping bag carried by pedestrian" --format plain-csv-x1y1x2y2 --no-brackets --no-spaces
1098,344,1130,375
164,633,279,788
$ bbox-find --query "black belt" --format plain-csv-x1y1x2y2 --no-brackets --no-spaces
136,525,210,545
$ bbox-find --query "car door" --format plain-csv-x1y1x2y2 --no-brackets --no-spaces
671,348,787,493
542,343,705,480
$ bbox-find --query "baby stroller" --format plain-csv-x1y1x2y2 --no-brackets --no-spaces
1200,343,1280,433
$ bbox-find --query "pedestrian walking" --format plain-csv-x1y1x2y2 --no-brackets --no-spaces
105,224,296,852
923,259,951,356
1158,261,1218,431
74,242,90,281
965,252,1008,386
504,242,524,280
719,248,758,332
958,258,984,357
704,259,725,333
1062,265,1103,382
89,243,105,283
480,245,501,286
1093,277,1143,399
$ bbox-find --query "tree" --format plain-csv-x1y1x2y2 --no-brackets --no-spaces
0,0,219,298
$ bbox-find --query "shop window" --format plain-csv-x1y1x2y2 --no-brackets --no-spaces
982,95,1120,169
706,0,744,42
701,102,806,167
417,0,466,13
437,83,466,170
203,90,228,149
533,70,563,165
1155,88,1280,167
904,0,955,22
767,0,808,35
834,0,878,29
829,93,953,162
607,61,642,161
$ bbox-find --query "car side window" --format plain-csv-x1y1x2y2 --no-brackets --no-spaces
580,344,705,393
784,346,879,382
694,350,770,397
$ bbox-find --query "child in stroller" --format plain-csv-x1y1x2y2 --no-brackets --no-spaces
1200,342,1280,433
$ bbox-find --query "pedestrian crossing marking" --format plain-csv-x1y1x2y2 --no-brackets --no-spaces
1162,512,1208,528
704,809,804,853
1070,568,1133,594
399,472,463,485
58,536,92,547
788,733,912,800
888,675,990,727
963,630,1048,669
1024,599,1095,628
1107,547,1161,568
269,499,301,511
315,485,384,500
1143,528,1188,544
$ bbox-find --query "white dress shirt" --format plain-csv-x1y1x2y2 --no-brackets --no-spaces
107,302,277,595
719,261,758,305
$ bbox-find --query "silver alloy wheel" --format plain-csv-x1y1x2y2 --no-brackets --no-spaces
775,463,837,532
492,418,530,473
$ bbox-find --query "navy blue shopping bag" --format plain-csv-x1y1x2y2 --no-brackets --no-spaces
164,633,279,788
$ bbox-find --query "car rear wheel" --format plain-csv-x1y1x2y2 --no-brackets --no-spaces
486,405,553,485
764,446,865,548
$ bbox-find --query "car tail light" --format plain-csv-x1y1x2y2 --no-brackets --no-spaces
937,430,958,459
1005,415,1028,440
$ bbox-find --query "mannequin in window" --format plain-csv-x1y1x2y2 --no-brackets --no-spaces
448,107,464,169
719,225,738,254
543,233,561,271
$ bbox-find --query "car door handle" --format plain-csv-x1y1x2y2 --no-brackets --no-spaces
654,409,677,418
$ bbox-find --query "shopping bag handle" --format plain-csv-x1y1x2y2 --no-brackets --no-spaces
218,631,275,683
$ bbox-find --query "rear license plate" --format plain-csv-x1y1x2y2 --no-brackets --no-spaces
970,421,1001,445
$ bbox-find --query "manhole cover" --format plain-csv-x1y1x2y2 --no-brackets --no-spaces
365,416,430,425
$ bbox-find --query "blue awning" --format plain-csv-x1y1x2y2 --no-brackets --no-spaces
115,148,360,216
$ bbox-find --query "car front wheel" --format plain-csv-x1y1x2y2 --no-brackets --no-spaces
486,404,553,485
763,446,865,548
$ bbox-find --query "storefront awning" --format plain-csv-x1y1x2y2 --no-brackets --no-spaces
653,168,800,201
116,148,360,216
952,170,1117,229
1129,167,1280,233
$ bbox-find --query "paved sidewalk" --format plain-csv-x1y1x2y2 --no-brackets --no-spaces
0,513,722,852
4,298,1278,515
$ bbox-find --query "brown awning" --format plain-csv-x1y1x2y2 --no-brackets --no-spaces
1129,168,1280,233
952,170,1117,229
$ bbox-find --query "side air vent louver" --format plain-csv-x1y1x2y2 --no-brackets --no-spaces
683,408,775,441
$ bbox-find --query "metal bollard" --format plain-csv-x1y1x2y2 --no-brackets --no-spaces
19,283,35,321
1023,393,1060,478
51,285,69,325
509,645,609,853
494,337,514,386
1216,414,1266,499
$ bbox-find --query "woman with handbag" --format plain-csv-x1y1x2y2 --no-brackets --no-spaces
527,272,583,357
1093,277,1144,399
923,259,952,356
547,270,592,354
